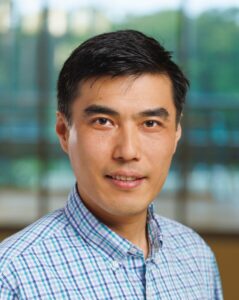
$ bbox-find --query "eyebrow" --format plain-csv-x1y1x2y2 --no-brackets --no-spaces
139,107,169,120
84,105,119,117
83,104,169,120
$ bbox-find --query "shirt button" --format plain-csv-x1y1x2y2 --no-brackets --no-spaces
111,260,119,270
129,246,138,255
146,262,152,270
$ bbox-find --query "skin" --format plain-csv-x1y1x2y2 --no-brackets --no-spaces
56,74,181,257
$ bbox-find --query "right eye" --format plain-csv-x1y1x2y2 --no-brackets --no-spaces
94,118,109,125
91,117,114,128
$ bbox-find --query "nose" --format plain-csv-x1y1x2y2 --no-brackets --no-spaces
112,125,141,162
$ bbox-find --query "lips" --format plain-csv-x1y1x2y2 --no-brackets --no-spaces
105,172,146,189
110,175,140,181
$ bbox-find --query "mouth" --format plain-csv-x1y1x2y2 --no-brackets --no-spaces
105,173,146,190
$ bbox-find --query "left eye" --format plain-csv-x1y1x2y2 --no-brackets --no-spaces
144,120,160,127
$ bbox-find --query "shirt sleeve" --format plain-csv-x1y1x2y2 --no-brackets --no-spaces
0,277,18,300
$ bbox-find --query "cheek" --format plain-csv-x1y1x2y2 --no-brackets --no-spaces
145,133,177,160
145,135,176,183
68,130,110,171
68,130,83,161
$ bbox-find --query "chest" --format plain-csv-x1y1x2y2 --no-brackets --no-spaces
16,249,208,299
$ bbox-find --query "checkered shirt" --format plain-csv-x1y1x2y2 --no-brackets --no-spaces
0,185,223,299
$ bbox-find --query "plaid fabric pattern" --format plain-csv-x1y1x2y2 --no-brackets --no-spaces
0,185,223,299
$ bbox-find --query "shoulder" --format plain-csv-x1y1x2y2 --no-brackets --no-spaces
0,208,68,273
154,215,223,298
155,214,213,257
154,214,219,280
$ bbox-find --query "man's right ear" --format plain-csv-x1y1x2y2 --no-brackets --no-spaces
55,111,70,154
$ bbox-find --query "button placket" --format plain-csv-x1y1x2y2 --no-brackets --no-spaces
146,261,154,299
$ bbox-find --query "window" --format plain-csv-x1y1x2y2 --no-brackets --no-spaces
0,0,238,231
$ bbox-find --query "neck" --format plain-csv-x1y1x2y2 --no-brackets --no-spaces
105,212,150,258
77,187,150,258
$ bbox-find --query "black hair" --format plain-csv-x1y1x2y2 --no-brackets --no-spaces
57,30,189,124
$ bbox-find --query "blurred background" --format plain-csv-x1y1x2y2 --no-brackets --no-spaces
0,0,238,298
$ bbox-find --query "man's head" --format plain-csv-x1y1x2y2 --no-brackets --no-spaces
57,30,189,126
56,30,189,224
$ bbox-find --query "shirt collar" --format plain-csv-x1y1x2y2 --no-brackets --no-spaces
64,184,163,261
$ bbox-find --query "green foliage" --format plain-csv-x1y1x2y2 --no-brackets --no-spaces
112,8,239,94
112,10,180,54
189,9,239,93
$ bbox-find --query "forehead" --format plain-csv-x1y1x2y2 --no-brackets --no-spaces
74,74,175,116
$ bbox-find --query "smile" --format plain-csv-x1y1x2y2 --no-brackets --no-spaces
105,173,146,189
110,175,139,181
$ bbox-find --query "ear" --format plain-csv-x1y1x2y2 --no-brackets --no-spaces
173,123,182,153
55,111,70,154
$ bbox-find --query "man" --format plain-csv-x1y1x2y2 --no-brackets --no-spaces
0,30,222,299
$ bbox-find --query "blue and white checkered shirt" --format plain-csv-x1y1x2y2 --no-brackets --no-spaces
0,185,223,299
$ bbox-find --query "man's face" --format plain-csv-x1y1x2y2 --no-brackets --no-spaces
56,74,181,222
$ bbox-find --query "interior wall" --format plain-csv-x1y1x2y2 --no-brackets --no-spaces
202,233,239,300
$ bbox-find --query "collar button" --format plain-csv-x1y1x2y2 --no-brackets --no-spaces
111,260,119,270
129,246,138,255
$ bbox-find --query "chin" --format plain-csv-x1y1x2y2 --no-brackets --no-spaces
111,202,149,216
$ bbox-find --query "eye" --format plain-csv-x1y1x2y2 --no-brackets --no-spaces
91,117,113,128
144,120,161,128
95,117,109,125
